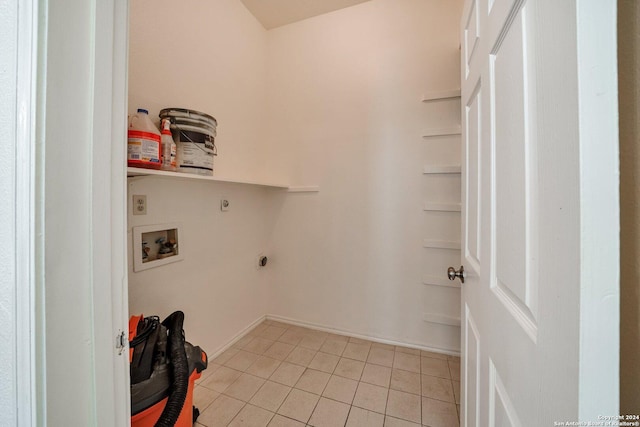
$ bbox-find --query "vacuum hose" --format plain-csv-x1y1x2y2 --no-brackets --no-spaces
155,311,189,427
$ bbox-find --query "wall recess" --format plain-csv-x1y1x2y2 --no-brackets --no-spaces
133,222,184,272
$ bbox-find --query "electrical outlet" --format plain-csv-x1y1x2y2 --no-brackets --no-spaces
221,199,230,212
133,195,147,215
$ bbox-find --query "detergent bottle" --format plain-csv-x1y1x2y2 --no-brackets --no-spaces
128,108,162,169
160,118,177,171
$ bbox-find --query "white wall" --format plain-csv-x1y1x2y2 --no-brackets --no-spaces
128,0,464,354
127,0,280,355
128,0,270,182
265,0,464,351
127,178,282,355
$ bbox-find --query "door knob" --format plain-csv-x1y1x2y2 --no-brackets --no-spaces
447,266,465,283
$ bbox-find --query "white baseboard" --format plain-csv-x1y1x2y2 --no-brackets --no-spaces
265,314,461,357
204,313,461,362
207,314,267,360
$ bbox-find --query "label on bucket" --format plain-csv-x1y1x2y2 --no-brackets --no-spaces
177,141,214,175
128,130,161,165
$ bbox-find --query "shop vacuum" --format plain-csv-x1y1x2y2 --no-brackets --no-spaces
129,311,207,426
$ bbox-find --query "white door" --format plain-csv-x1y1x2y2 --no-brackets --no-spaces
457,0,619,425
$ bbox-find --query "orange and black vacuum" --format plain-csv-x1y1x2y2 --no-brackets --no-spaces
129,311,207,427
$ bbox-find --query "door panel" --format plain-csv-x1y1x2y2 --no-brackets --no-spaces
459,0,618,423
490,4,538,338
489,359,523,426
464,81,482,276
464,0,480,79
487,0,520,49
464,305,481,427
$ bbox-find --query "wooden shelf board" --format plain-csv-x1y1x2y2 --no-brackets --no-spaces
287,186,320,193
421,89,461,102
422,127,462,138
423,203,462,212
127,167,290,189
422,275,462,288
423,313,461,327
423,165,461,174
423,239,461,250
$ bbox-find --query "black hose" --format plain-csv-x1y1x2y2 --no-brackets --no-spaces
129,316,159,348
155,311,189,427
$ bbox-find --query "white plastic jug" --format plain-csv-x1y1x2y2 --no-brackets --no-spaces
128,108,162,169
160,118,177,171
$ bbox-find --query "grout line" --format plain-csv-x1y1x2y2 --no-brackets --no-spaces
343,404,353,427
225,400,247,427
420,362,424,426
305,370,326,425
265,410,275,426
202,320,461,425
266,314,461,357
272,378,295,421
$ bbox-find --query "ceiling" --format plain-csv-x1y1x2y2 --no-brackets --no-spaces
240,0,372,30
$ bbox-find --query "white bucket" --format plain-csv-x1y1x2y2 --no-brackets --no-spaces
159,108,217,176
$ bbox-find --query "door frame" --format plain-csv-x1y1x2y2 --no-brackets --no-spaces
25,0,131,424
26,0,617,424
573,0,619,416
93,0,131,423
84,0,132,424
100,0,619,422
12,0,43,424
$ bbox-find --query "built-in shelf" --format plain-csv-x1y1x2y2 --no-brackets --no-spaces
423,239,461,250
423,313,461,327
423,202,462,212
421,89,461,102
423,165,461,174
422,126,462,138
287,186,320,193
422,275,461,289
126,167,317,191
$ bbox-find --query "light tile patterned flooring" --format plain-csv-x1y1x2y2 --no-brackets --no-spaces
194,320,460,427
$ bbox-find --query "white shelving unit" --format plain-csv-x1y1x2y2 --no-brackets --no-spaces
423,165,461,174
422,313,461,327
422,275,461,289
421,89,461,102
422,126,462,138
422,239,461,250
127,167,320,192
420,83,463,334
423,202,461,212
287,186,320,193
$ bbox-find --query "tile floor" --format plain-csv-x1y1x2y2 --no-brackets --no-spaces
193,320,460,427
